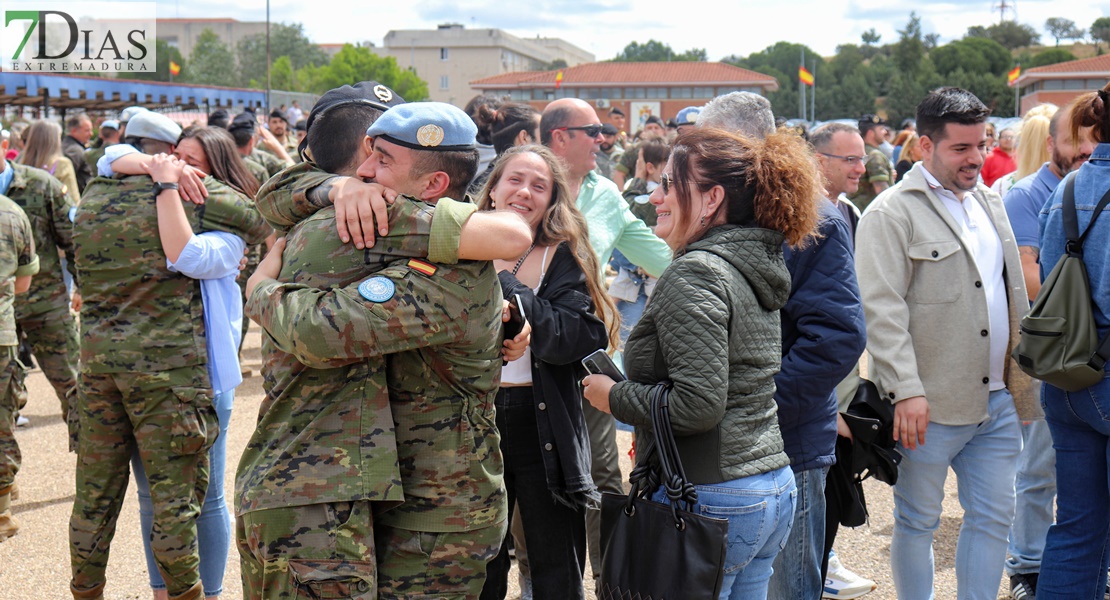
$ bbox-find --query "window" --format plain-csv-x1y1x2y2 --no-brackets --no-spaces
1091,79,1107,89
693,87,714,98
1063,79,1085,90
646,87,667,99
1043,80,1063,90
603,88,621,99
583,88,601,99
674,87,693,99
626,87,645,99
440,48,449,61
440,75,449,90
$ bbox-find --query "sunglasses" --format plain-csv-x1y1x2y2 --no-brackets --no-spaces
661,173,677,195
554,124,604,138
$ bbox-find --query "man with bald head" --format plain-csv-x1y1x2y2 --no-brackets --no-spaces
541,97,671,589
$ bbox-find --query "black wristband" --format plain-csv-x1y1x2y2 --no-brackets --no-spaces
152,182,179,199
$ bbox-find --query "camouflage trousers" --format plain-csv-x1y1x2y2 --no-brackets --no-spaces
375,520,507,600
69,366,215,598
0,347,28,490
236,501,377,600
17,303,79,441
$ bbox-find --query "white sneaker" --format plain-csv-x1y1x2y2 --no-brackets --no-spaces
14,415,28,427
823,554,877,599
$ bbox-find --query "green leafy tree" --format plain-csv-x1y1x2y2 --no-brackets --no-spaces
611,40,704,62
893,13,927,74
862,29,882,46
986,21,1041,50
931,37,1011,76
187,29,237,87
271,55,296,91
724,41,824,119
1027,47,1077,68
305,44,427,100
129,39,185,82
236,22,329,88
1045,18,1085,46
1092,17,1110,49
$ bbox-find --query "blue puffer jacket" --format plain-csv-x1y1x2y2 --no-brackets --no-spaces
775,198,867,472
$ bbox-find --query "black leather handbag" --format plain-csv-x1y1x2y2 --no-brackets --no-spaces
597,383,729,600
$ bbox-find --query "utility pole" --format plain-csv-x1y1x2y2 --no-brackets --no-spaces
266,0,271,111
993,0,1016,23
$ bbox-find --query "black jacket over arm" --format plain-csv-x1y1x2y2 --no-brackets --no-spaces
498,242,607,507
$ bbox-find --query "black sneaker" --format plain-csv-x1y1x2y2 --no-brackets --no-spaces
1010,573,1038,600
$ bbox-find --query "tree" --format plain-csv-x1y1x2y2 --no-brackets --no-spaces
271,55,296,91
611,40,706,62
893,13,927,75
1092,17,1110,49
724,41,824,118
924,33,941,51
236,22,329,88
129,39,185,82
1045,18,1085,46
861,29,882,46
1027,47,1077,68
187,29,237,87
984,21,1041,50
931,37,1011,76
304,44,427,101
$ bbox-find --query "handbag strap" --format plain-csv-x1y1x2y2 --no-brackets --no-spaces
650,383,699,516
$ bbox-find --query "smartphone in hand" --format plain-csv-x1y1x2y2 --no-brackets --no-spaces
581,349,625,381
504,293,528,340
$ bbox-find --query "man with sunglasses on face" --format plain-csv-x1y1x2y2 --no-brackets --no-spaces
540,97,672,592
847,115,893,213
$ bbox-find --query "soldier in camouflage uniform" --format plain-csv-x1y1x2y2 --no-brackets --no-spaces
0,193,38,543
246,102,510,599
69,111,271,600
0,156,80,444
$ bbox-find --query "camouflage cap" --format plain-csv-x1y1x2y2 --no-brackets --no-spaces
367,102,477,151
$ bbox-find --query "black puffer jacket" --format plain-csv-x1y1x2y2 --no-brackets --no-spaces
610,225,791,484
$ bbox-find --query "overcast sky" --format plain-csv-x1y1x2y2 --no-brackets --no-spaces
153,0,1108,61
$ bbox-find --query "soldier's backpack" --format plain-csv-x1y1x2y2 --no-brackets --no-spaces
1013,177,1110,392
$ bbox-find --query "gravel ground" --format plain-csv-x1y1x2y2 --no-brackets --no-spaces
0,330,1011,599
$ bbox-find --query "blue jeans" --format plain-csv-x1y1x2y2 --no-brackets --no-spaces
768,466,828,600
654,466,797,600
132,390,233,596
1039,379,1110,598
1005,410,1056,577
890,389,1021,600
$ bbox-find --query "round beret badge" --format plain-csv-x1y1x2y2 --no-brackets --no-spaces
416,124,445,147
358,276,396,303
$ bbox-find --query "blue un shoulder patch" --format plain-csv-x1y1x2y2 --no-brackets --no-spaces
358,276,395,303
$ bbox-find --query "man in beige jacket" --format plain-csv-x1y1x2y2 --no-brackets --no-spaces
856,87,1038,600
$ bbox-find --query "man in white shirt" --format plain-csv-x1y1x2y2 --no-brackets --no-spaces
855,87,1039,600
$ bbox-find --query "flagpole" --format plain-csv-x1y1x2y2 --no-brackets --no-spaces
799,49,805,121
811,58,816,123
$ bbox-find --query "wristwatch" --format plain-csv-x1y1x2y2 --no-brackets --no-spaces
152,181,179,199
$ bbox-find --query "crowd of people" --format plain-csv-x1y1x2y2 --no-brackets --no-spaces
0,74,1106,600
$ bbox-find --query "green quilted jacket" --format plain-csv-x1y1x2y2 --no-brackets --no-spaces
610,225,792,484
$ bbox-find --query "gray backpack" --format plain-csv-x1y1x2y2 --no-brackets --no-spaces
1013,177,1110,391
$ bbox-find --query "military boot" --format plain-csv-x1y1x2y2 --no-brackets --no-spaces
0,487,18,542
168,581,204,600
70,582,105,600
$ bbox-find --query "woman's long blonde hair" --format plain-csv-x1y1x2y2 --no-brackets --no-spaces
18,120,65,171
476,144,621,352
1013,104,1059,181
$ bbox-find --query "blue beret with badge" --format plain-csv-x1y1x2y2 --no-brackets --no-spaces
675,106,701,126
366,102,477,151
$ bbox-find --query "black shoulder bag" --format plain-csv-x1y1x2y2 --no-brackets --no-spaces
597,383,729,600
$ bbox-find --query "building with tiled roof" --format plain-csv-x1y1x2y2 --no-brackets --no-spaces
1014,54,1110,115
470,61,779,129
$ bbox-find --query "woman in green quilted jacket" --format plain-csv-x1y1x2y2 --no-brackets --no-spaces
583,127,820,599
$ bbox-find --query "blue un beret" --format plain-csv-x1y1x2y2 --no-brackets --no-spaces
675,106,701,126
366,102,477,151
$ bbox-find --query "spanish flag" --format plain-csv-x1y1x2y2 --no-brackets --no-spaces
555,69,564,89
799,66,814,87
1007,65,1021,87
169,61,181,76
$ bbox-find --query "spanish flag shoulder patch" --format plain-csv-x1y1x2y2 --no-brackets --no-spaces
407,259,437,277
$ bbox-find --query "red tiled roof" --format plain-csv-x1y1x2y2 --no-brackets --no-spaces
1026,54,1110,75
471,62,777,88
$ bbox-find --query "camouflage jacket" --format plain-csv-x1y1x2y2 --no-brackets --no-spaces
241,156,270,190
247,257,506,532
251,147,293,179
5,162,77,318
237,168,475,514
74,174,270,374
0,195,39,346
847,144,893,213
